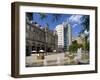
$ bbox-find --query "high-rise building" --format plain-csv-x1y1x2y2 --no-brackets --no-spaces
66,23,72,47
55,22,72,51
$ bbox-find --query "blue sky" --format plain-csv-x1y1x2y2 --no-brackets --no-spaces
30,13,89,37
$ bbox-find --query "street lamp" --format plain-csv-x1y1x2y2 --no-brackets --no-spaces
45,27,47,56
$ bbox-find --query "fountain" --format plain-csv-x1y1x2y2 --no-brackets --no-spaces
74,48,82,63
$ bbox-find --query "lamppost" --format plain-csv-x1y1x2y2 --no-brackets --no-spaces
45,27,47,56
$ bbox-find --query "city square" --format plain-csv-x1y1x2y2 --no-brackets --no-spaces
26,13,89,67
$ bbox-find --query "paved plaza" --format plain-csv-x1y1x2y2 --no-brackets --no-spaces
26,52,89,67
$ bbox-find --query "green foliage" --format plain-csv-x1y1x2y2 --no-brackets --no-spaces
84,41,89,51
39,13,47,20
69,40,83,53
69,40,78,52
80,15,89,33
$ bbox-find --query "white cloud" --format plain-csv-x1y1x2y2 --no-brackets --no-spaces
84,30,89,35
72,24,78,28
69,15,83,24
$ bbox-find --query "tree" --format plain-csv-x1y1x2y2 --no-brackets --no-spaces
69,40,78,53
69,40,83,54
79,15,90,53
81,15,89,32
84,41,89,51
39,13,47,20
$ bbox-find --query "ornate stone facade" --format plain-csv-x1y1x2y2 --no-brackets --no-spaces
26,18,58,56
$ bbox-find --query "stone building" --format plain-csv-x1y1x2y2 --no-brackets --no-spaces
72,34,85,45
26,13,58,56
